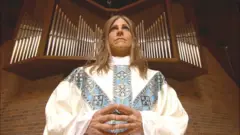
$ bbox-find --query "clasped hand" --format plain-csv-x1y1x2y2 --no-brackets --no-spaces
84,104,143,135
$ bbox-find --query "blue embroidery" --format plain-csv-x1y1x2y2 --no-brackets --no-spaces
65,67,165,111
133,72,165,111
81,72,111,110
113,65,132,106
64,67,83,88
65,67,110,110
109,65,132,134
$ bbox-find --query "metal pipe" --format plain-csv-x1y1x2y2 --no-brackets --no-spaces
180,28,188,63
145,29,149,58
154,22,160,58
54,11,64,56
76,16,82,56
141,21,146,57
50,8,61,56
65,18,70,56
191,24,202,67
186,24,197,66
159,16,165,58
155,19,161,58
163,12,172,58
149,26,154,58
46,5,58,55
183,25,194,65
17,17,29,62
69,22,74,56
10,15,25,64
27,21,36,58
58,13,67,56
33,24,42,57
60,15,67,56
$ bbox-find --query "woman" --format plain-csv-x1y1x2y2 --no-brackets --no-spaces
44,15,189,135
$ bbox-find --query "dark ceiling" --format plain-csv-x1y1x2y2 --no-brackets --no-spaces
92,0,139,8
89,0,181,9
1,0,239,86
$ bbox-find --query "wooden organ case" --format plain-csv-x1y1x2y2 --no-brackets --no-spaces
4,0,207,81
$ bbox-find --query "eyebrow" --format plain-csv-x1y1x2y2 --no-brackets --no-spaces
110,24,118,28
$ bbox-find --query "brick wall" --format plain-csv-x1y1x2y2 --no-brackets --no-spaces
1,40,239,135
167,47,239,134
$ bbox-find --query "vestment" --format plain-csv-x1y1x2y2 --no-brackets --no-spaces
43,56,189,135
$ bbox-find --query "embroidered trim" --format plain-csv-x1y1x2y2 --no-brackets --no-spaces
65,67,166,112
113,65,132,107
133,72,165,111
81,71,111,110
65,67,111,110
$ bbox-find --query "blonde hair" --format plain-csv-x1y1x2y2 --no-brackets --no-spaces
86,15,148,79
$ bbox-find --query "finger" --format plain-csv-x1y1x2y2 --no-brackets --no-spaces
84,128,104,135
92,129,105,135
128,115,139,123
98,114,117,123
116,115,139,123
95,129,115,135
117,104,133,115
114,115,133,122
98,104,118,115
117,128,140,135
87,128,115,135
93,123,116,131
100,130,117,135
112,122,139,130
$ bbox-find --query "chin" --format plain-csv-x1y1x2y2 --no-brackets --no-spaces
113,44,131,48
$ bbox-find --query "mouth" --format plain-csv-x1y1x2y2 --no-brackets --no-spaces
115,38,126,41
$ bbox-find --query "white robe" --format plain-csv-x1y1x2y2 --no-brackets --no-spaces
43,56,189,135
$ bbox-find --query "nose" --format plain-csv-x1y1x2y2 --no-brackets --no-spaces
116,29,123,36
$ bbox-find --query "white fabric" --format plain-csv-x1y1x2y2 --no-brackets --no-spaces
44,56,189,135
109,55,130,65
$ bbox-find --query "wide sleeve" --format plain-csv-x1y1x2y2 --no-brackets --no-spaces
140,81,189,135
43,68,97,135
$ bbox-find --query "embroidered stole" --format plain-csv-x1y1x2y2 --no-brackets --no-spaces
113,65,132,106
109,65,132,133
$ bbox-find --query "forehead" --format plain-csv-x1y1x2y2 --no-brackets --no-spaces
111,18,129,26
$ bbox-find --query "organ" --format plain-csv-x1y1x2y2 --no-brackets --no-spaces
4,0,207,80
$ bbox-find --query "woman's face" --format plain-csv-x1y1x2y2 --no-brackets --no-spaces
108,18,133,56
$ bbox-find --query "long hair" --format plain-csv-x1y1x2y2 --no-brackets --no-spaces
86,15,148,79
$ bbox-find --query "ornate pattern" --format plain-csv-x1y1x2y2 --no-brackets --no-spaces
65,67,166,117
81,72,111,110
133,72,165,111
64,67,83,88
65,67,110,110
113,65,132,106
110,65,132,134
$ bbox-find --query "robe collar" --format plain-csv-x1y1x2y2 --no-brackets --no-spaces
109,56,130,66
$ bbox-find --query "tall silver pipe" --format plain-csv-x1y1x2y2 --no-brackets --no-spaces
60,15,67,56
163,12,171,58
50,8,61,56
17,18,29,62
47,5,58,55
11,16,25,63
65,18,70,56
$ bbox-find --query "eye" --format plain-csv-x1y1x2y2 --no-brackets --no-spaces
122,26,130,30
110,26,118,31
